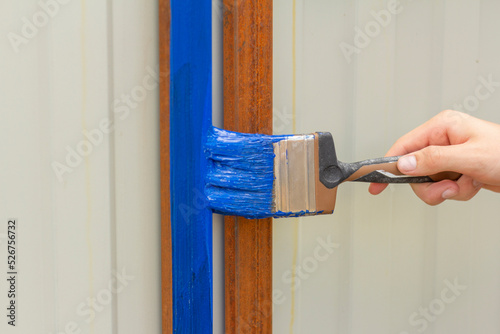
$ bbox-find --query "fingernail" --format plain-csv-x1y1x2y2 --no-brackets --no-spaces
398,155,417,172
472,179,483,188
442,188,458,199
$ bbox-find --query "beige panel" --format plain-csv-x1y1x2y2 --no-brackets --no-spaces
111,1,161,334
273,0,500,333
0,1,161,333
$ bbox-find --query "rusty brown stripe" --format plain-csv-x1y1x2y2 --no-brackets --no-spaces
223,0,273,332
159,0,172,332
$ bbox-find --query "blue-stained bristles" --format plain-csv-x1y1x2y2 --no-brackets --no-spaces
204,127,288,219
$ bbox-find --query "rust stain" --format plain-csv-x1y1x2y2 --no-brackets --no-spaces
224,0,274,333
159,0,173,332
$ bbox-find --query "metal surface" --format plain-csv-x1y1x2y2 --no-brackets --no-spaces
0,2,161,333
273,135,316,214
169,0,214,330
223,0,273,332
273,1,500,333
159,0,172,332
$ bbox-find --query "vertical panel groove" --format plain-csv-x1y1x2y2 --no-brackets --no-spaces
106,0,118,332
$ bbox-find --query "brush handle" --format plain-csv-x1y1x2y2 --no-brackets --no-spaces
342,156,461,184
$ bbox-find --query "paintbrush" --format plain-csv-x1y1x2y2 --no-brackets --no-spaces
204,127,460,219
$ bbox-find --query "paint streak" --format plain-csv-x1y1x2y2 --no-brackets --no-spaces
170,0,213,331
80,2,95,333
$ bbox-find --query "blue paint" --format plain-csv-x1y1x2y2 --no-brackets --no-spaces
204,127,286,218
170,0,212,332
205,127,318,219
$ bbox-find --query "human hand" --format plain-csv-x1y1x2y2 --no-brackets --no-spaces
369,110,500,205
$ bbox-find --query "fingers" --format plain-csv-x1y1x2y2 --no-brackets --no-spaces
397,144,473,176
370,143,472,197
386,110,471,157
410,175,482,205
369,110,478,197
369,183,388,195
370,175,482,204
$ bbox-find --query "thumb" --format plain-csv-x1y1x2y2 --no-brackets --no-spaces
397,145,466,176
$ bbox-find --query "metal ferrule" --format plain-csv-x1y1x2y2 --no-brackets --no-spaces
273,135,317,214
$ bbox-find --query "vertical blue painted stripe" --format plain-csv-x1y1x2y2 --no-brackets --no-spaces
170,0,213,332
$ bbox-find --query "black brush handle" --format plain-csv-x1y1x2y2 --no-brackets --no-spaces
316,132,461,189
341,156,461,184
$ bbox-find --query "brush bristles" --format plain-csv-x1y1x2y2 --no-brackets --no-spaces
204,127,286,219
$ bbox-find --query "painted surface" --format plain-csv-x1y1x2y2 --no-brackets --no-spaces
273,0,500,333
170,0,213,332
205,127,286,219
0,1,160,333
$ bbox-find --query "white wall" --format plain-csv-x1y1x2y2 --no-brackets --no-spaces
273,0,500,333
0,1,161,333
